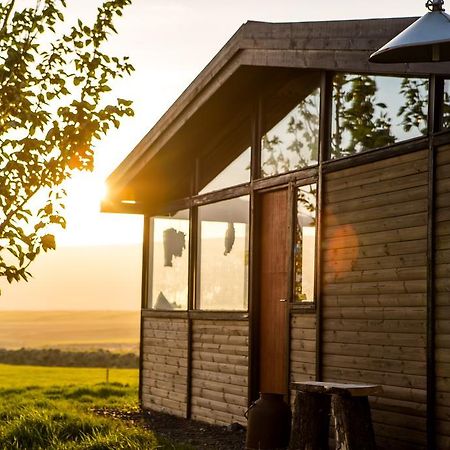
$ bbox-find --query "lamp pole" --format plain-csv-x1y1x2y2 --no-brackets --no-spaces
426,0,444,11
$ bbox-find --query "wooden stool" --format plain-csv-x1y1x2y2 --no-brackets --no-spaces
290,382,382,450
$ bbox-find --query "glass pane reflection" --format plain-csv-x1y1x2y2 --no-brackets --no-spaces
261,88,320,177
294,184,316,302
199,147,251,194
198,196,249,310
331,74,428,159
149,210,189,310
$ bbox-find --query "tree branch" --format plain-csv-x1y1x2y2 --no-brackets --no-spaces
0,0,15,35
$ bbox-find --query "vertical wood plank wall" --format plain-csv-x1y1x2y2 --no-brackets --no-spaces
436,144,450,449
141,316,189,416
191,319,249,425
322,150,429,450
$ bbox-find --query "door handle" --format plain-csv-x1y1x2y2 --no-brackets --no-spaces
280,298,287,302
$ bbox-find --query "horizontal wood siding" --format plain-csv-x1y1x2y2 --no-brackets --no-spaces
435,144,450,449
290,313,316,404
141,316,188,417
191,319,249,426
322,150,428,450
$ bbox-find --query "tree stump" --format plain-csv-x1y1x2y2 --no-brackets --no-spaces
332,395,376,450
289,392,331,450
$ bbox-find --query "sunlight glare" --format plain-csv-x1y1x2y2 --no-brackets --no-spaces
56,172,142,247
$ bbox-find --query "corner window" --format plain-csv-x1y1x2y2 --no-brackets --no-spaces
261,83,320,177
197,196,250,310
148,210,189,310
294,184,317,303
331,74,428,159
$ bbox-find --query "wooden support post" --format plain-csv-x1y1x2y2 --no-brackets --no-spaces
332,395,376,450
289,392,331,450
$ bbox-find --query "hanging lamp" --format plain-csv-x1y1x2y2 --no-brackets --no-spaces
369,0,450,63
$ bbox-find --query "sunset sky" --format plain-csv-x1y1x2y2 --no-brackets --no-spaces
0,0,425,310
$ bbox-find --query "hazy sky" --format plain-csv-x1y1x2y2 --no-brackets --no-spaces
0,0,426,310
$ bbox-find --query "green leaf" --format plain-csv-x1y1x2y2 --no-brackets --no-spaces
118,98,132,107
41,234,56,251
73,76,84,86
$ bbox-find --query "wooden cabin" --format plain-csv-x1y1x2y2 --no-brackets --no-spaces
102,17,450,449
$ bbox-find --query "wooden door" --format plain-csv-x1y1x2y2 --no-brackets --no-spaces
259,188,289,394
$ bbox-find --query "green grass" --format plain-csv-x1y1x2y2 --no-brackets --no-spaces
0,364,138,388
0,364,192,449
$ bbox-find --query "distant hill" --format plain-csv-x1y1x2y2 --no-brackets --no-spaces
0,244,142,311
0,310,140,352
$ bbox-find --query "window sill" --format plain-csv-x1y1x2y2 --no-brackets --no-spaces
141,309,249,321
290,302,316,314
189,310,248,320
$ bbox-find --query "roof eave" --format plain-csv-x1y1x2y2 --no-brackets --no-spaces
103,16,450,214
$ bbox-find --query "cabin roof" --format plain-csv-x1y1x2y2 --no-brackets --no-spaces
102,16,450,215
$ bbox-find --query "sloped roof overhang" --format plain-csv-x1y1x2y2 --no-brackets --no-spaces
102,17,450,215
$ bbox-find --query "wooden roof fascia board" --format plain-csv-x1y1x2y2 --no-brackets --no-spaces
101,194,191,216
100,199,145,215
239,48,450,76
237,18,419,52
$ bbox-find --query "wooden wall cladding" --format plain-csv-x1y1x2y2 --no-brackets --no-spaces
435,144,450,450
290,313,316,404
141,317,188,417
322,150,429,450
191,319,249,425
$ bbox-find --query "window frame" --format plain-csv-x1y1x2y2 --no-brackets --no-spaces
146,212,191,311
194,195,251,312
290,181,318,308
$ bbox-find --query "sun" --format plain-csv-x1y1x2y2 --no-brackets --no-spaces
55,171,142,247
64,172,107,216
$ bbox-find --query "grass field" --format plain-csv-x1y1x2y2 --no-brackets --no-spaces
0,364,138,388
0,364,191,449
0,311,140,352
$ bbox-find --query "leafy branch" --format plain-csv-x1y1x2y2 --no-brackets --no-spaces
0,0,134,286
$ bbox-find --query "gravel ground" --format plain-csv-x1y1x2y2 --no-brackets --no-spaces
93,407,246,450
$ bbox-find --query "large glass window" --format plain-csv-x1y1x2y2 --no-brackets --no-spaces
198,113,252,194
149,210,189,310
331,74,428,159
197,196,250,310
199,147,251,195
294,184,317,303
261,87,320,177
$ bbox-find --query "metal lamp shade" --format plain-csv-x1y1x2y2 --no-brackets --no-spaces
370,10,450,63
